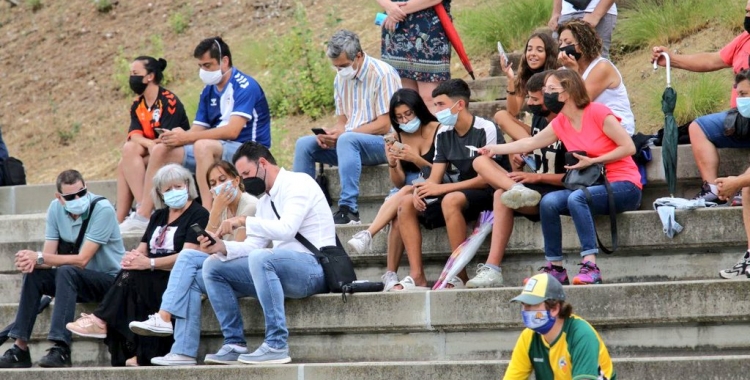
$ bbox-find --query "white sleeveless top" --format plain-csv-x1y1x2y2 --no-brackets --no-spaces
582,57,635,135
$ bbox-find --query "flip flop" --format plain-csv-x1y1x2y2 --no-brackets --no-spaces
445,276,466,290
388,276,429,292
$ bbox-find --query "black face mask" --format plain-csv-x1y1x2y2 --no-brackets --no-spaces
129,75,148,95
745,16,750,34
243,162,267,197
543,92,565,114
560,44,582,61
527,104,551,117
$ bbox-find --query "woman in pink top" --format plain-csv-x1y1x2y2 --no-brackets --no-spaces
478,69,641,286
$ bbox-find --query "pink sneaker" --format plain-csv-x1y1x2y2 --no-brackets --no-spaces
524,262,569,285
572,261,602,285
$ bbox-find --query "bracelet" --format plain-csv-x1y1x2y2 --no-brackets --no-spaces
150,258,155,271
507,89,516,95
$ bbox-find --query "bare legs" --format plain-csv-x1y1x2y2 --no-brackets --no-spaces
117,141,149,222
689,121,719,184
402,78,440,113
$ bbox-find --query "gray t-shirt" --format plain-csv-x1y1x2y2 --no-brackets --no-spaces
44,193,124,276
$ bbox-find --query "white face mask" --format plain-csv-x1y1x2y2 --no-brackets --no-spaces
337,59,359,80
200,67,223,85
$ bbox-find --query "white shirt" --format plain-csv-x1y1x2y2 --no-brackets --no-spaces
561,0,617,16
221,168,336,261
582,57,635,136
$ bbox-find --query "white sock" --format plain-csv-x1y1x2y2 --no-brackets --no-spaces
708,184,719,194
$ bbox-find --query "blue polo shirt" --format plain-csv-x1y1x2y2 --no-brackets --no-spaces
44,193,124,276
194,67,272,148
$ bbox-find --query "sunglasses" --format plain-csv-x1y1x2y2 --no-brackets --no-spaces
61,187,87,201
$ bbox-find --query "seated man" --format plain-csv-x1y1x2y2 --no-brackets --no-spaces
394,79,510,290
503,273,616,380
0,170,124,368
468,71,566,288
120,36,271,233
293,29,402,225
652,6,750,203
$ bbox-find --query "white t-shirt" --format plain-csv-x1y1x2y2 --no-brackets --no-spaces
562,0,617,16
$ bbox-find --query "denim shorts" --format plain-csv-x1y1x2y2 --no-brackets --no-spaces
695,110,750,149
182,140,244,172
386,171,421,200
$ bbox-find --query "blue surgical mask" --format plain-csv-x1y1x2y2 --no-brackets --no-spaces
211,181,239,201
163,188,189,209
64,195,90,215
435,102,459,127
399,117,421,133
737,97,750,118
521,310,557,334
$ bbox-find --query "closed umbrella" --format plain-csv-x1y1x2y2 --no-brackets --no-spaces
434,3,475,80
654,53,677,196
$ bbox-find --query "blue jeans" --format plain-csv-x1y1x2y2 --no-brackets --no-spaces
292,132,387,211
160,249,209,358
182,140,243,173
539,181,641,261
203,249,326,350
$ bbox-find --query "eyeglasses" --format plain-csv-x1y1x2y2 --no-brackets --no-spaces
543,86,565,93
61,187,87,201
395,110,415,123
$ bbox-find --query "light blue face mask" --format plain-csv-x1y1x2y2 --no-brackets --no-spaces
399,117,422,133
163,188,189,209
737,97,750,118
64,195,90,215
435,101,459,127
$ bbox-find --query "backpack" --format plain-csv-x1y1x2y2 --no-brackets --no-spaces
0,157,26,187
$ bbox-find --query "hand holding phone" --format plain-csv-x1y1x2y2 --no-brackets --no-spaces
311,128,327,135
497,42,509,67
154,128,166,138
392,141,405,151
383,134,397,145
190,223,216,246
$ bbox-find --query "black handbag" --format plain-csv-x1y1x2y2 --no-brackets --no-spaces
57,197,106,255
562,152,617,254
270,201,358,294
723,108,750,139
564,0,593,11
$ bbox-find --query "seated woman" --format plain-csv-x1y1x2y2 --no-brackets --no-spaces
479,69,641,286
346,88,440,291
65,164,208,366
126,161,257,366
118,56,190,232
556,20,636,136
495,31,559,141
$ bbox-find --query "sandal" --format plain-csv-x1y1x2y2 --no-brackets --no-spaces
388,276,429,292
445,276,466,290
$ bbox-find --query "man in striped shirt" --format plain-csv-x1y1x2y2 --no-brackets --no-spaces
293,29,402,225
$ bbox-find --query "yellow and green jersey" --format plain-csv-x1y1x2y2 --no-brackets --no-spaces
503,315,616,380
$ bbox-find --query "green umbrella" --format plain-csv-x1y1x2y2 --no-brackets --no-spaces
655,53,677,196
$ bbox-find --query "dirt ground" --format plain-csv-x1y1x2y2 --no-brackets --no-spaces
0,0,735,184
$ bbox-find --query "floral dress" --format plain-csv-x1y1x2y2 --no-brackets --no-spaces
380,0,452,82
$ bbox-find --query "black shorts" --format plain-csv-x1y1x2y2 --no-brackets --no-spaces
418,186,495,230
510,183,565,222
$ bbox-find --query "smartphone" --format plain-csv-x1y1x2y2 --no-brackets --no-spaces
311,128,327,135
392,141,405,151
383,134,397,145
154,128,166,137
522,154,538,171
190,223,216,246
411,176,438,205
497,41,509,66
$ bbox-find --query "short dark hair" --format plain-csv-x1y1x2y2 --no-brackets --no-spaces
388,88,438,132
133,56,168,85
194,37,233,67
232,142,277,166
545,300,573,319
206,160,245,192
546,69,590,109
56,170,85,193
557,19,602,61
432,79,471,105
735,69,750,85
526,70,552,93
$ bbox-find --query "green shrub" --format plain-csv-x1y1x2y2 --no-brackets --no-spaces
456,0,552,56
27,0,41,12
672,72,730,125
169,6,192,34
94,0,112,13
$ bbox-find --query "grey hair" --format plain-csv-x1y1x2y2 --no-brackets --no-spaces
326,29,362,60
151,164,198,209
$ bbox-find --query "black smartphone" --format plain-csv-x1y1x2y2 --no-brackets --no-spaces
190,223,216,246
311,128,327,135
154,128,166,137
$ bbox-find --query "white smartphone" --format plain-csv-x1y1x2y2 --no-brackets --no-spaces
497,42,509,66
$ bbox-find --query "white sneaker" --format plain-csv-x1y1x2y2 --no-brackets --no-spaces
500,184,541,210
129,313,173,336
119,214,149,234
381,271,399,292
347,230,373,255
151,353,196,366
719,251,750,279
466,264,504,288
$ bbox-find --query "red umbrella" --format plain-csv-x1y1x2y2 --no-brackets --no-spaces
434,3,475,80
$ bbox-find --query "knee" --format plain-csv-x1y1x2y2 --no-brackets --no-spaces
295,135,317,154
337,131,355,147
150,142,170,158
472,155,491,172
193,139,217,158
55,265,78,284
493,189,504,202
397,195,416,216
247,249,272,269
202,257,222,277
441,192,465,213
688,121,706,139
493,109,511,125
567,190,586,208
539,193,561,213
121,140,142,158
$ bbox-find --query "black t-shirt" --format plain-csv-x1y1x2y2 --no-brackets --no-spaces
397,126,439,174
128,87,190,140
433,116,510,180
140,201,209,258
530,115,567,174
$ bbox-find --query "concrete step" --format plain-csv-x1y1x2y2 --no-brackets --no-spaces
467,76,508,102
0,280,746,366
0,275,24,303
0,356,748,379
0,181,118,216
468,100,507,122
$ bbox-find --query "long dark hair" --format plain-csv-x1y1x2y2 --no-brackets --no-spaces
133,56,167,85
388,88,438,133
206,160,245,192
514,32,559,97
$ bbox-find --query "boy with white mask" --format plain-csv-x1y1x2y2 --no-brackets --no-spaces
292,29,402,225
121,37,271,234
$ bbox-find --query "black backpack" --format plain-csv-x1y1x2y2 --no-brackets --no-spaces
0,157,26,187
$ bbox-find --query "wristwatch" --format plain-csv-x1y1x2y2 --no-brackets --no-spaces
36,252,44,266
150,258,156,271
